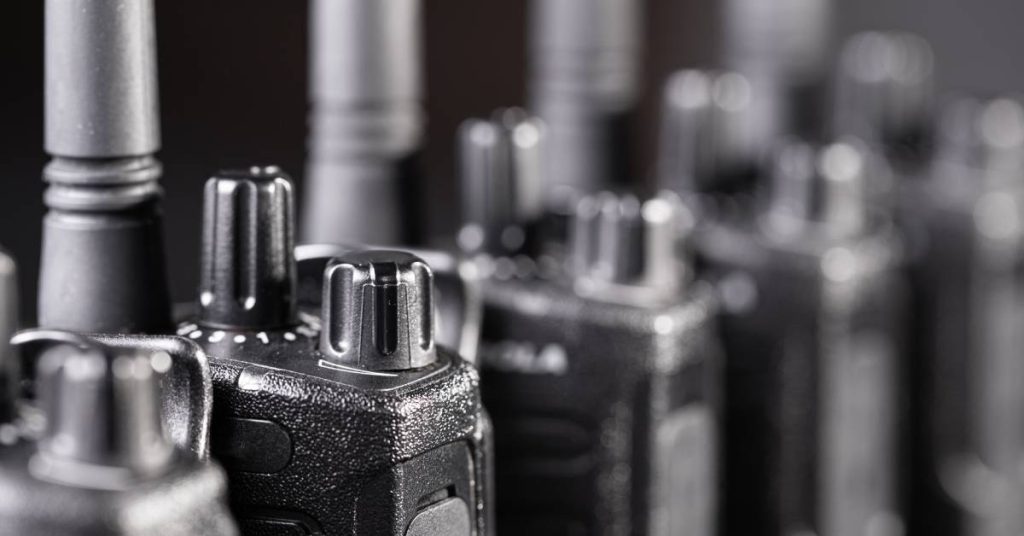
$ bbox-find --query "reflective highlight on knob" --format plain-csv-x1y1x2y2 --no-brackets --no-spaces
199,166,297,329
320,250,436,371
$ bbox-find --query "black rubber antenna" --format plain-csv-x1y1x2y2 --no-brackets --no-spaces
303,0,425,246
39,0,171,332
529,0,641,197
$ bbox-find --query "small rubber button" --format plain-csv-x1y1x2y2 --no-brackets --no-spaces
212,417,292,473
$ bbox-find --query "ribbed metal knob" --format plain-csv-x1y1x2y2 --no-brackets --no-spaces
570,192,690,298
198,166,297,329
35,341,174,483
766,140,869,237
937,97,1024,174
656,70,758,195
834,32,934,155
320,250,436,371
458,109,545,256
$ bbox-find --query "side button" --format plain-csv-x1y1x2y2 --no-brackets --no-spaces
212,417,292,473
406,498,471,536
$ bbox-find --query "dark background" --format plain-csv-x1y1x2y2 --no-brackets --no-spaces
0,0,1019,321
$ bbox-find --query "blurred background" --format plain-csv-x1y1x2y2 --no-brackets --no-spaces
0,0,1020,320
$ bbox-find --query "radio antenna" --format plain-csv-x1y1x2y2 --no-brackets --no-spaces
39,0,171,332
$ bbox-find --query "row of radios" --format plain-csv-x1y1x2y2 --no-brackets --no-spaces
1,0,1022,535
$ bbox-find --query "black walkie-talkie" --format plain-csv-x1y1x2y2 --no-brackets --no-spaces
179,167,492,535
831,32,940,536
461,111,720,535
696,140,904,536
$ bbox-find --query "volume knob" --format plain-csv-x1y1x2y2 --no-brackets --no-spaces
198,166,297,329
766,140,870,238
34,340,174,485
320,250,436,371
570,192,691,300
458,109,545,256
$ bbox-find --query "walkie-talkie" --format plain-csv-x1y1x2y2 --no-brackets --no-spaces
179,167,491,535
0,333,238,536
38,0,172,333
831,33,944,536
303,0,426,246
695,140,903,536
899,97,1024,536
462,112,720,535
529,0,641,196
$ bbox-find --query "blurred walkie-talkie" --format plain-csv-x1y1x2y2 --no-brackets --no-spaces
529,0,641,201
38,0,172,333
695,140,904,536
1,333,238,536
303,0,425,246
900,97,1024,536
462,110,720,535
721,0,833,148
180,167,492,535
831,33,942,536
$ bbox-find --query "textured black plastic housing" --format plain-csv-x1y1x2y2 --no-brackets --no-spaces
696,220,904,536
478,275,719,535
178,321,492,535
